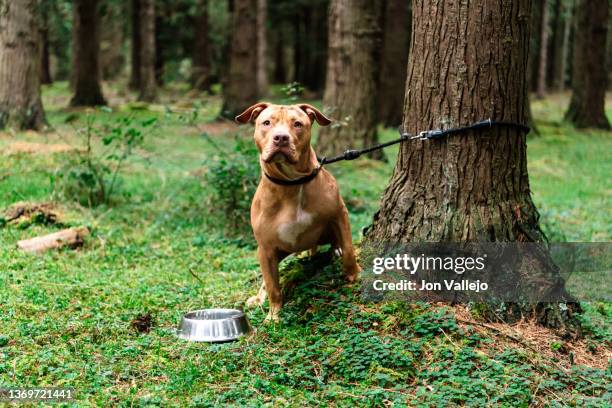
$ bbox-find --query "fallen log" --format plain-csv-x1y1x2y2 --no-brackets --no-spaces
17,227,89,254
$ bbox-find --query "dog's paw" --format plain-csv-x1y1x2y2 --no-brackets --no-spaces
344,264,361,283
263,312,280,323
246,294,265,308
345,273,358,284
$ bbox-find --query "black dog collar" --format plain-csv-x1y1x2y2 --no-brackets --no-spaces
263,165,322,186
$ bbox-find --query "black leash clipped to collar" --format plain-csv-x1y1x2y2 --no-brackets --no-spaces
264,118,530,186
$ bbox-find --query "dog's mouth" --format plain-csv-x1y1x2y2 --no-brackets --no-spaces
262,148,298,164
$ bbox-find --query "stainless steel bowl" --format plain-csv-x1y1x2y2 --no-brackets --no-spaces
177,309,251,342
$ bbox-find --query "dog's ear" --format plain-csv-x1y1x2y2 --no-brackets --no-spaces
235,102,269,124
299,104,332,126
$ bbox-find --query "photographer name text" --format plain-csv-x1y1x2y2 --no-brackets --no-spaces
370,253,489,293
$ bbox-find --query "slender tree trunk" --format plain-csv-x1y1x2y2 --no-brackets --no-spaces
560,0,573,91
272,32,287,84
39,3,52,85
528,0,542,92
100,1,125,80
220,0,258,119
191,0,211,91
317,0,384,160
536,0,549,98
364,0,579,333
256,0,268,96
302,2,328,93
0,0,45,130
608,2,612,90
377,0,411,127
546,0,559,89
48,0,70,81
154,11,164,85
138,0,156,102
552,0,572,91
292,16,303,86
564,0,610,129
70,0,106,106
129,0,141,90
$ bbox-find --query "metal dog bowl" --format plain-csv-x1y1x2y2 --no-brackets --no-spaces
177,309,251,342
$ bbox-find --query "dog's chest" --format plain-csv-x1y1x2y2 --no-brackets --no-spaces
276,187,315,246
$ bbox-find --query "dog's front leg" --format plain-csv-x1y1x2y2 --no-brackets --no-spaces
258,246,282,322
333,206,361,282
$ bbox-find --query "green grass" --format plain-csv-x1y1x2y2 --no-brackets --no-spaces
0,84,610,406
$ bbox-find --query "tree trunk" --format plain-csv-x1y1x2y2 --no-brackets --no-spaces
191,0,211,91
560,0,573,91
129,0,141,90
39,2,52,85
317,0,384,160
70,0,106,107
220,0,259,119
256,0,268,96
138,0,156,102
608,2,612,90
154,11,164,85
272,32,287,84
302,2,328,93
564,0,610,129
536,0,549,98
47,0,70,81
100,1,125,80
364,0,579,333
292,16,303,87
377,0,411,127
552,0,572,91
0,0,46,130
528,0,542,92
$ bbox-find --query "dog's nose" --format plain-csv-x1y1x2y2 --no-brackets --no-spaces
272,134,290,146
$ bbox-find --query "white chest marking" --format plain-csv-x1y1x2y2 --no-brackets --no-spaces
278,187,314,246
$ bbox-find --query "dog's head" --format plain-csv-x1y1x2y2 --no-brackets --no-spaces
236,103,331,165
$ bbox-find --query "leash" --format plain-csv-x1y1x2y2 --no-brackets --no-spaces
264,118,530,186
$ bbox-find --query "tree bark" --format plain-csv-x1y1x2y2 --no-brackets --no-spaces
70,0,106,106
39,2,52,85
272,31,287,84
292,15,303,87
301,2,328,93
377,0,411,127
551,0,572,91
220,0,259,119
317,0,384,160
154,10,164,85
608,2,612,89
528,0,542,92
364,0,579,333
191,0,212,91
138,0,156,102
564,0,610,129
560,0,573,90
536,0,549,98
256,0,268,96
129,0,141,90
100,1,125,80
0,0,46,130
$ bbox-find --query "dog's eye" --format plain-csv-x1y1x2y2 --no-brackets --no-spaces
262,120,271,126
293,121,303,128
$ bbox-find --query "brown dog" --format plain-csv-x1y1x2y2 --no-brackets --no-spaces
235,102,361,321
